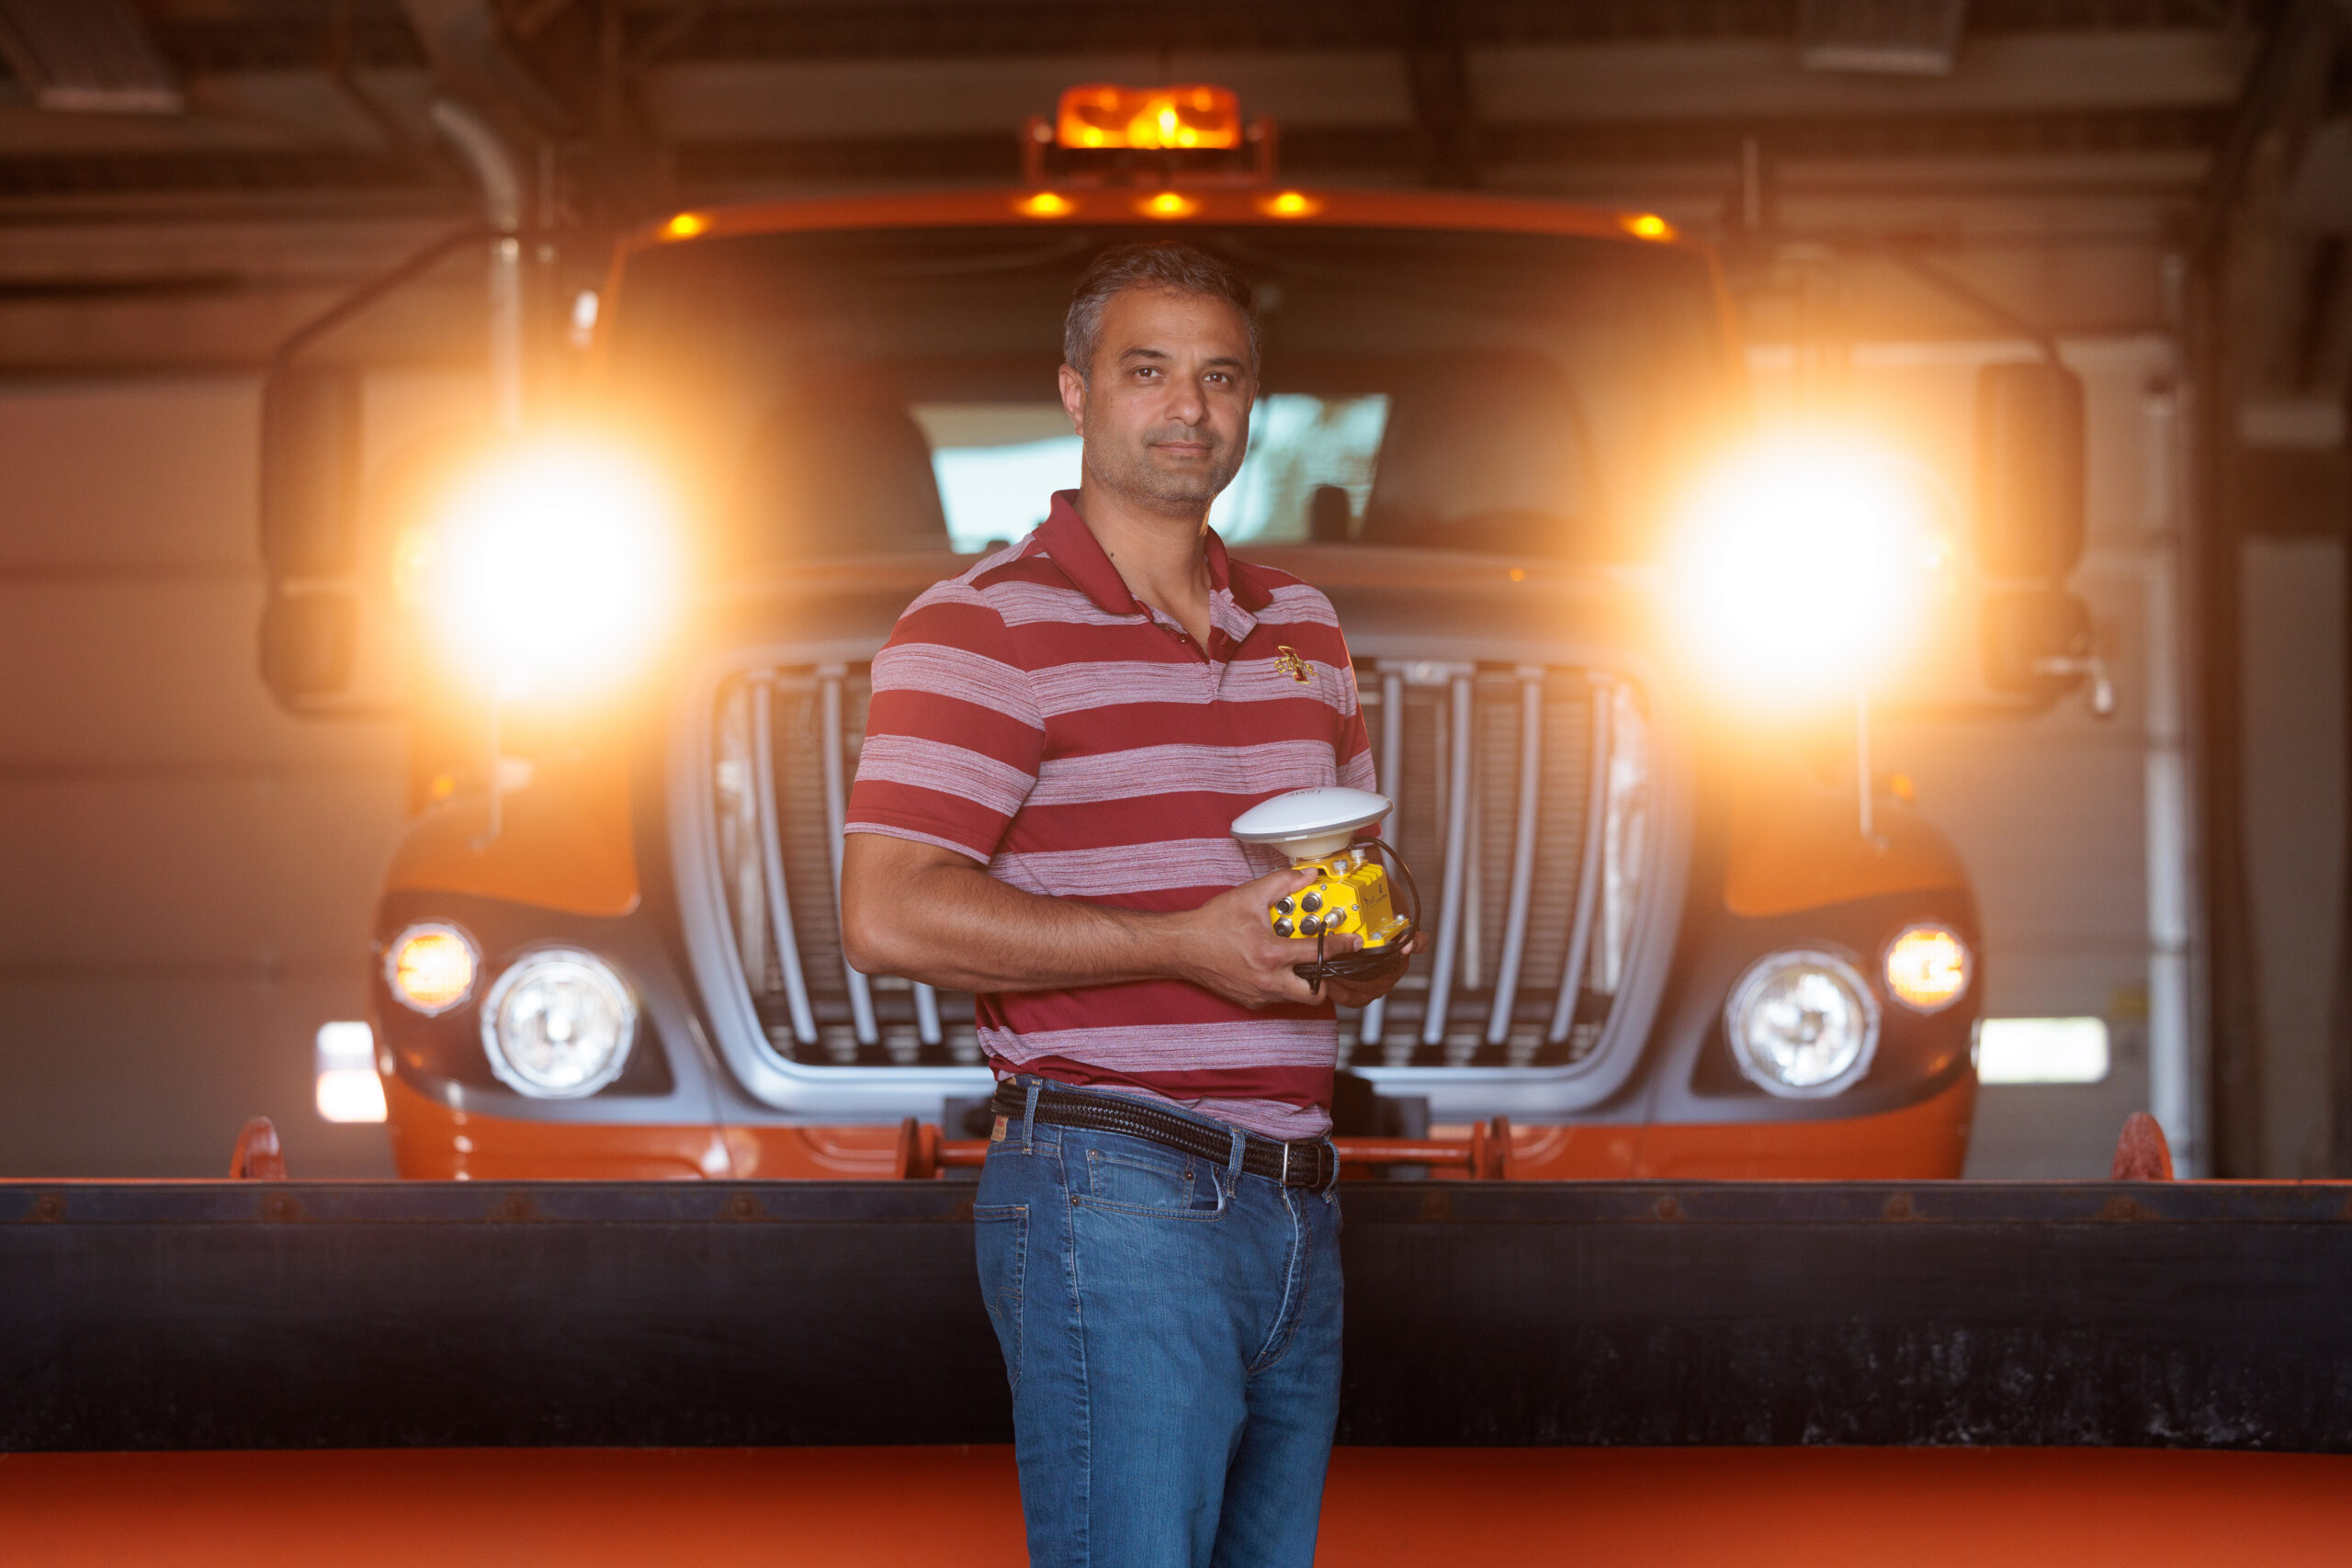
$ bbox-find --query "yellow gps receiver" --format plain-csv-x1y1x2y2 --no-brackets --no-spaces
1267,848,1410,947
1231,788,1419,989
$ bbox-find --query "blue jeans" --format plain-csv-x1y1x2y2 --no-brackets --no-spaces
973,1081,1344,1568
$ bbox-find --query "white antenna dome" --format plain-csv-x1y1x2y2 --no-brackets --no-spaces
1230,786,1392,860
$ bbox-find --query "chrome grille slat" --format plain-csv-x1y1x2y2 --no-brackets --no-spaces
1419,671,1476,1049
1460,750,1483,998
1359,667,1407,1051
1547,676,1613,1047
1598,685,1650,997
912,976,943,1047
749,674,819,1045
818,666,880,1047
713,656,1648,1076
1484,666,1546,1046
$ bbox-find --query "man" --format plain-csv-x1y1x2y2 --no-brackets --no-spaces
841,240,1413,1568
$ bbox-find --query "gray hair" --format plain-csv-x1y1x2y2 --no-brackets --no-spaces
1063,241,1258,380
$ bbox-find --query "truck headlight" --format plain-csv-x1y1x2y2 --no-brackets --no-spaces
1883,922,1972,1013
1725,948,1881,1097
1667,434,1944,706
480,947,638,1098
417,439,678,698
386,921,478,1015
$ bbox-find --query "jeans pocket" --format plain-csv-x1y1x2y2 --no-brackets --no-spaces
971,1202,1027,1397
1080,1145,1223,1217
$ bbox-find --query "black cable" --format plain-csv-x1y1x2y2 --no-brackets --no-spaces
1293,838,1419,995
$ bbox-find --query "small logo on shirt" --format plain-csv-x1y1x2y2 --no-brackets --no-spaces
1274,645,1312,682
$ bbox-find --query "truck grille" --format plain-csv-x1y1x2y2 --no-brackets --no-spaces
708,659,1651,1071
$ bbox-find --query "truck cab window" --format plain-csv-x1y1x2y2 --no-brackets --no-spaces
609,226,1726,567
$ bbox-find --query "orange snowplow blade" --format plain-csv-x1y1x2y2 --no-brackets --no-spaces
4,1446,2348,1566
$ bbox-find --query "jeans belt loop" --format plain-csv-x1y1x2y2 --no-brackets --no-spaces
1225,1124,1247,1195
1022,1077,1043,1156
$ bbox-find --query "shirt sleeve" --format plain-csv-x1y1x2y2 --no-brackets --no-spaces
846,581,1044,864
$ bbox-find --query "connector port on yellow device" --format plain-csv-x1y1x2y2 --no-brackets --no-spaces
1269,849,1410,946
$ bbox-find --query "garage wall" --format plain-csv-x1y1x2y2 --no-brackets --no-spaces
2239,537,2346,1177
0,376,458,1178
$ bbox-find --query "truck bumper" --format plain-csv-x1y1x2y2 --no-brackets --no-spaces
383,1071,1978,1181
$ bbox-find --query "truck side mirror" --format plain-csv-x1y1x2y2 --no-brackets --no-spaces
1974,360,2085,581
259,589,359,701
261,366,364,580
258,366,366,709
1983,587,2111,714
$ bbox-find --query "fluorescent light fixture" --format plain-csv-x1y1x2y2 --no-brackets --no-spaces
0,0,185,113
314,1021,388,1123
1977,1017,2109,1085
1798,0,1964,76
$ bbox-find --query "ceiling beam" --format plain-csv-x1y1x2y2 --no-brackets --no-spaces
1405,0,1479,186
669,103,2233,197
615,0,2274,65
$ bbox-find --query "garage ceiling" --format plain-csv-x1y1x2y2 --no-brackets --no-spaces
0,0,2335,387
0,1,2273,211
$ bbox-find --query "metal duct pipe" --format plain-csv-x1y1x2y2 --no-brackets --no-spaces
429,98,525,434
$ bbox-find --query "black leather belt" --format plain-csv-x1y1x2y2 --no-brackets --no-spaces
989,1079,1337,1190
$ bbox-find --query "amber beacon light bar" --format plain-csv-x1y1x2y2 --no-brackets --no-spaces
1025,83,1274,185
1056,84,1242,149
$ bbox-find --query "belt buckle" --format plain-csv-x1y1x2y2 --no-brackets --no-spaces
1279,1142,1292,1185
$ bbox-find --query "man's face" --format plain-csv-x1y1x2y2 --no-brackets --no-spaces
1060,286,1254,515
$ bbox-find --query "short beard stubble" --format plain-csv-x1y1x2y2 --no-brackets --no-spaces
1080,405,1248,518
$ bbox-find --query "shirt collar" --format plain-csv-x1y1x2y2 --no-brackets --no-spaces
1035,490,1274,618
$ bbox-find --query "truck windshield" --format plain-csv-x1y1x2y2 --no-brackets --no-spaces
608,224,1732,563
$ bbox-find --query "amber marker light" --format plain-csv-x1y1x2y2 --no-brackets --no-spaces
1621,212,1675,241
1019,191,1075,218
387,922,479,1016
1884,923,1973,1014
663,211,707,240
1261,190,1321,218
1140,190,1199,220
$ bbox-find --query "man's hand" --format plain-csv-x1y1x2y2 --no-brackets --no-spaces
1314,929,1428,1010
1166,866,1322,1009
1169,867,1424,1010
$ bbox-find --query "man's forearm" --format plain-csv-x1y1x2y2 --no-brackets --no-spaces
845,852,1180,994
842,831,1350,1009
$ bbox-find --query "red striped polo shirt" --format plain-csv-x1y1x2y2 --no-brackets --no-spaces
845,490,1375,1140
